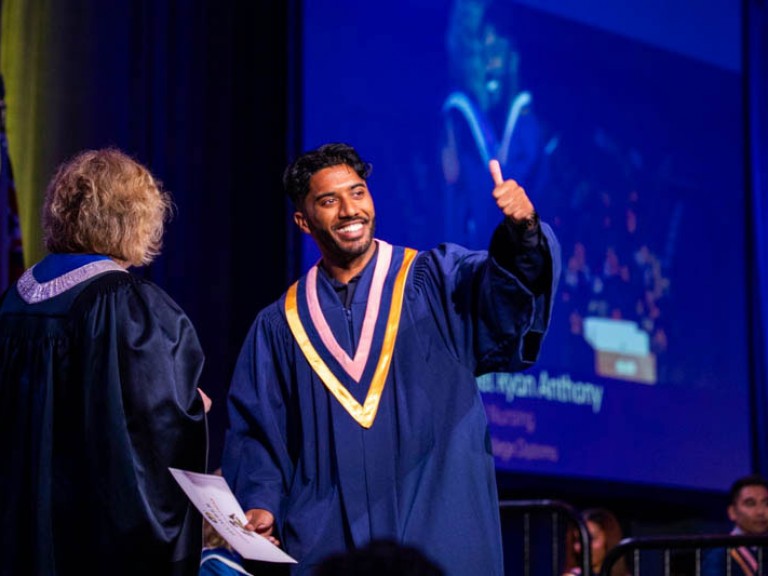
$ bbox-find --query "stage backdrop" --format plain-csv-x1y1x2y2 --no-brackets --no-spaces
300,0,749,493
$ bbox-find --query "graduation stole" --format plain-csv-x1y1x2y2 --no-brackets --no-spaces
285,241,417,428
730,546,758,575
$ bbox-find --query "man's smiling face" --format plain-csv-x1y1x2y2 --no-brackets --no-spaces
294,164,376,269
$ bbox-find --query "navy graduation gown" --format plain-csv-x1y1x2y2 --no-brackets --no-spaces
223,230,559,576
0,261,207,576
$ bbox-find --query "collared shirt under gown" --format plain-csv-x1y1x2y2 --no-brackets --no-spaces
222,223,560,576
0,256,208,576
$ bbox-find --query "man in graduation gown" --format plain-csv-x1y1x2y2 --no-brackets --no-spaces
0,148,208,576
701,475,768,576
221,143,560,576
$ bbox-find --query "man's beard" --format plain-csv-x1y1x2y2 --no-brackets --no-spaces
312,216,376,265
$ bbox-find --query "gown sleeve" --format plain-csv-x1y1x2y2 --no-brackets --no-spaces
412,220,560,376
221,303,297,526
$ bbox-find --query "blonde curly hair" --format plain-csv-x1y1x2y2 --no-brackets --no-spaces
42,148,173,267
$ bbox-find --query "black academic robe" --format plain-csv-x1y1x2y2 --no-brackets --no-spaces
0,267,207,576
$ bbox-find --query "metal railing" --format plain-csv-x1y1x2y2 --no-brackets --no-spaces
601,534,768,576
499,499,591,576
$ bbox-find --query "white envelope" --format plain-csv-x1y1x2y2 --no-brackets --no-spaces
169,468,297,564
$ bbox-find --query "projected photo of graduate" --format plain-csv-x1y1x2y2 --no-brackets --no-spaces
302,0,749,490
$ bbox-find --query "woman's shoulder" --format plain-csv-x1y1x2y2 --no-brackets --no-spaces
69,272,195,333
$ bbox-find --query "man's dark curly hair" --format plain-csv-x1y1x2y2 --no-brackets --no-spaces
283,143,372,209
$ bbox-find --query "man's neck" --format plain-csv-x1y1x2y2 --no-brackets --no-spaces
320,243,377,284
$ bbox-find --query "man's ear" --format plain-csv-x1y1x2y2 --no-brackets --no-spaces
294,211,310,234
728,504,737,522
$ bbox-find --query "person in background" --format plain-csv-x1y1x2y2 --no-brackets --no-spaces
0,148,209,575
562,508,629,576
221,142,560,576
701,474,768,576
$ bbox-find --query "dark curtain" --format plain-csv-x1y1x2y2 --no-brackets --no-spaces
746,0,768,476
6,0,296,468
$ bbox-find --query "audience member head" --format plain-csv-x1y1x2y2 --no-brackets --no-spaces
566,508,627,576
313,539,445,576
727,474,768,535
584,508,624,573
43,147,172,267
